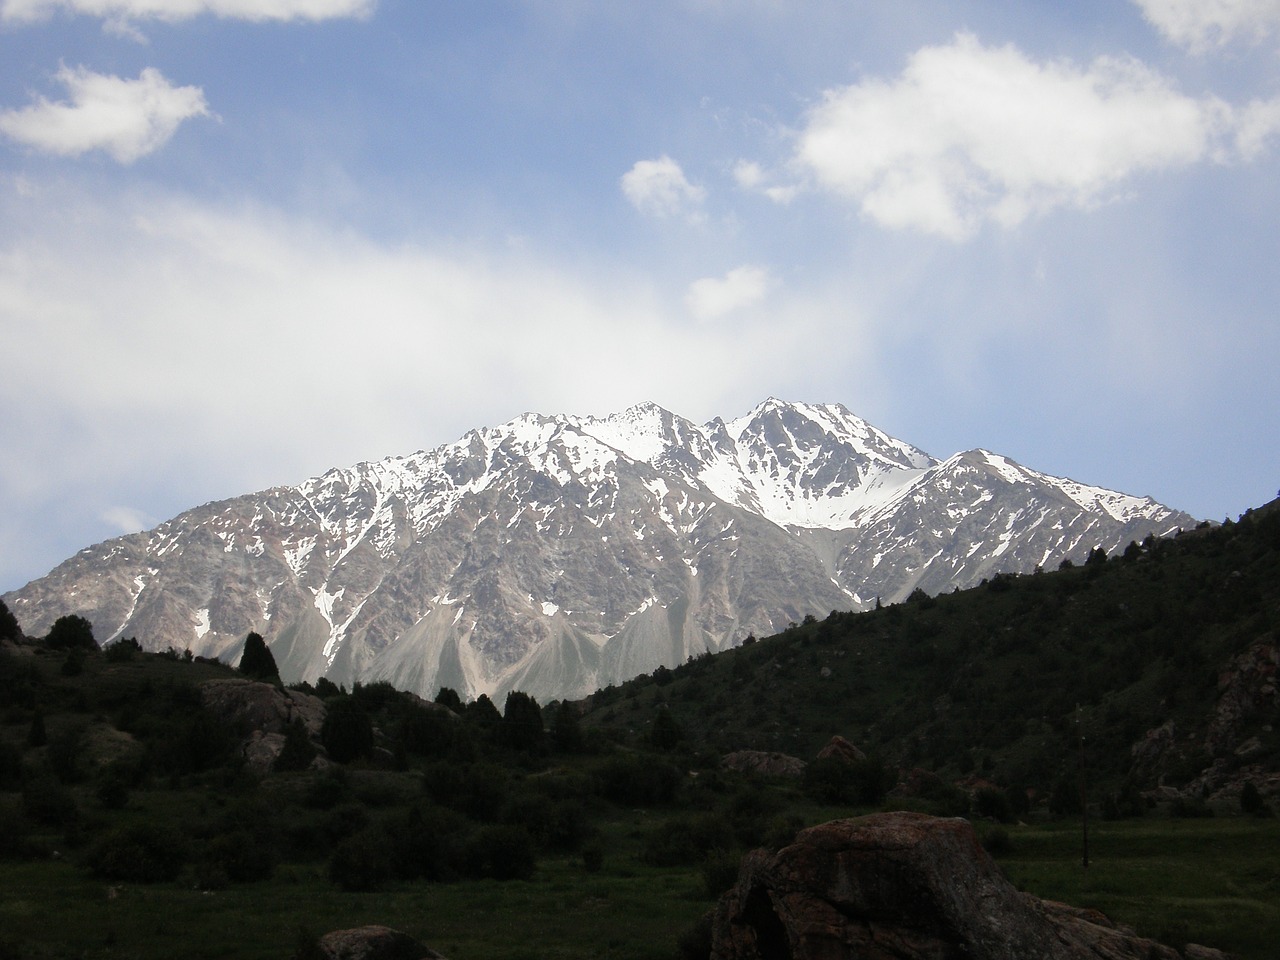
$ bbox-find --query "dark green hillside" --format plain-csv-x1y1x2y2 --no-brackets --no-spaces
581,501,1280,807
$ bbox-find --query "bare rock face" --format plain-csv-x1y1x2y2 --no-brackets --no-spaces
200,678,326,737
722,750,807,779
199,678,326,772
815,734,866,764
314,925,447,960
710,812,1205,960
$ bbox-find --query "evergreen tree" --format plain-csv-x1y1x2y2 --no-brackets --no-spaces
650,707,683,751
274,717,318,772
321,696,374,764
434,687,464,713
549,701,584,753
45,614,96,650
238,632,279,681
0,598,19,641
500,691,543,750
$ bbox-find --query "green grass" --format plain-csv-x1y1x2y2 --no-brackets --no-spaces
0,849,708,960
993,816,1280,960
5,811,1280,959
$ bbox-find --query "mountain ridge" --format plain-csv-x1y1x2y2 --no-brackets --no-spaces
4,399,1196,702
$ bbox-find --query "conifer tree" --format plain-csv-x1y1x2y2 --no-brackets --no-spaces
238,632,279,681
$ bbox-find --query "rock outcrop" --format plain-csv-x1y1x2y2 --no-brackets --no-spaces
815,734,866,764
314,925,447,960
199,679,326,773
722,750,806,779
710,811,1225,960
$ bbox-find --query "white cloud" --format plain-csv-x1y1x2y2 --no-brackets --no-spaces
685,265,773,321
0,66,209,163
100,505,158,534
1133,0,1280,52
620,155,707,219
0,187,826,503
790,32,1276,240
733,158,800,204
0,0,374,22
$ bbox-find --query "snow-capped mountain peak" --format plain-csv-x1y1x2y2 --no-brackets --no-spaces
4,399,1197,705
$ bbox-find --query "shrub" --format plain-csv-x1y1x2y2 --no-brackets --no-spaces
424,761,493,818
701,849,741,899
21,776,78,827
597,755,682,806
0,600,19,641
328,825,397,891
274,718,317,772
982,826,1015,857
104,637,142,662
1170,795,1214,819
463,824,536,881
86,823,188,882
650,708,683,751
642,814,734,867
581,838,604,873
972,786,1014,823
1241,781,1270,816
321,696,374,764
0,741,21,791
201,829,277,883
803,756,894,806
398,705,456,759
676,912,714,960
0,810,46,862
45,615,96,651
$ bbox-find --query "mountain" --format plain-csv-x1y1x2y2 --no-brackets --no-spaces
3,399,1196,702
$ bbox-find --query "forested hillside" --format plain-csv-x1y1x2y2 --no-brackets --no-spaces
582,500,1280,812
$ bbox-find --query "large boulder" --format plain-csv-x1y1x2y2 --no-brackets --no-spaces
710,811,1219,960
199,679,326,773
314,925,447,960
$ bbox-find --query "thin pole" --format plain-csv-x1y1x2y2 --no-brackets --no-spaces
1078,705,1089,869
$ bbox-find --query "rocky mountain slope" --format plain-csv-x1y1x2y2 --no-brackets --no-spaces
4,399,1195,702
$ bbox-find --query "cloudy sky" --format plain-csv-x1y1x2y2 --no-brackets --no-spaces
2,0,1279,593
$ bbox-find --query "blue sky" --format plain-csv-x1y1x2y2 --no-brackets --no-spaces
2,0,1279,593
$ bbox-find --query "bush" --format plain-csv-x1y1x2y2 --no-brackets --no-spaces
972,786,1014,823
425,761,510,822
45,615,97,651
328,825,397,891
0,810,46,862
676,912,714,960
274,718,318,772
0,741,21,791
642,814,734,867
1241,781,1270,816
463,824,536,881
597,755,682,806
21,776,78,827
0,600,19,641
581,838,604,873
86,823,188,882
104,637,142,662
981,826,1016,857
701,849,741,899
201,829,277,884
321,696,374,764
803,756,894,806
1170,795,1214,819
